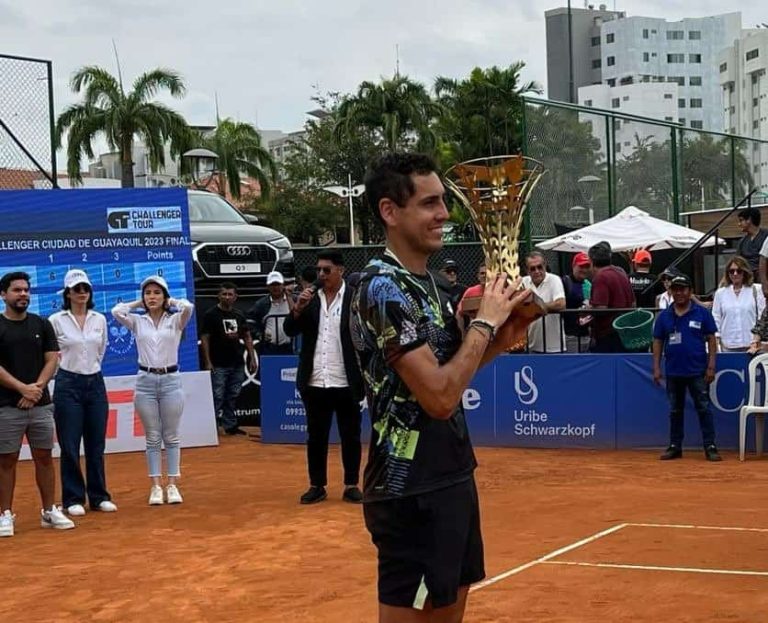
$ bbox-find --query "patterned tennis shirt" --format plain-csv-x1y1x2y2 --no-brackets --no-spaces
351,253,477,502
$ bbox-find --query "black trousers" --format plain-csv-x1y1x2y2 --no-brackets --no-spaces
302,386,362,487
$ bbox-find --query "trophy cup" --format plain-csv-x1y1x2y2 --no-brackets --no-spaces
444,155,547,350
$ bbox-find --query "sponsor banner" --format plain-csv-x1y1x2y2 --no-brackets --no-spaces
0,189,198,377
495,355,617,448
20,371,218,460
260,356,370,444
616,353,749,449
260,353,751,450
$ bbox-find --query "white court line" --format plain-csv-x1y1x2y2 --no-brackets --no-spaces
470,523,628,592
626,522,768,533
543,560,768,577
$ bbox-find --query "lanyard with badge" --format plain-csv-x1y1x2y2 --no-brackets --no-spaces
669,315,682,346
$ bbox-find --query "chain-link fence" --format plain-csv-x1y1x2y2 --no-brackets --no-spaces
522,97,768,244
0,53,57,189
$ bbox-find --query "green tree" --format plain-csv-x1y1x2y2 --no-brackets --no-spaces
434,63,542,164
523,104,603,236
333,75,440,152
195,118,277,200
253,142,345,245
55,65,190,187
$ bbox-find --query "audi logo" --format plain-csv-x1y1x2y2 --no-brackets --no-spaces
226,245,252,257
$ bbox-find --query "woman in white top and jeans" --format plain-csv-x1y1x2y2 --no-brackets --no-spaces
112,275,194,505
50,269,117,516
712,255,765,352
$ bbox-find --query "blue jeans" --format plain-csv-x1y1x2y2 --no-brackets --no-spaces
134,371,184,477
53,369,111,508
211,366,246,430
665,375,716,448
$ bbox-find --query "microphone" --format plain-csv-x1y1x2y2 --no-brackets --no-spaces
310,278,323,296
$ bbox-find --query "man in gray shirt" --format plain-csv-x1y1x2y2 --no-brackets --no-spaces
737,207,767,279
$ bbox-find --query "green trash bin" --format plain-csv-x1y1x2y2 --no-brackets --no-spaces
612,309,655,351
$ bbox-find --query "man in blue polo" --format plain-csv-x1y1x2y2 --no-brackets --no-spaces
652,274,721,462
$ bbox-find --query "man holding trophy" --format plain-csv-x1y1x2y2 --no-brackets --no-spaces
351,152,538,622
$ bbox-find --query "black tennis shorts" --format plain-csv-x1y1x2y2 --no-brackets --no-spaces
363,477,485,610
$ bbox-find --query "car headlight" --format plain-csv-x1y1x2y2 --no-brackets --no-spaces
272,237,293,261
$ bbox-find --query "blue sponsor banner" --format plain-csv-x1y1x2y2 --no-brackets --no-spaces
0,189,198,377
616,353,749,449
261,353,751,450
260,356,370,444
463,364,497,445
495,355,617,448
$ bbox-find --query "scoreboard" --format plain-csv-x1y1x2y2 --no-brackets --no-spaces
0,188,199,377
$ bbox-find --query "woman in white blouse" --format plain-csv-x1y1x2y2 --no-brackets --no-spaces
50,269,117,516
712,256,765,352
111,275,194,506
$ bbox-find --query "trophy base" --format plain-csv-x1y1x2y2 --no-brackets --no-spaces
462,292,547,351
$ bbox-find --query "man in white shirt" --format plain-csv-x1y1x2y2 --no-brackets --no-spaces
283,251,364,505
522,252,566,353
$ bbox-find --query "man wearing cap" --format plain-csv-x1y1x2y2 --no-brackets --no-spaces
440,259,467,308
247,271,295,356
201,283,257,436
562,252,592,353
588,241,636,353
652,274,721,462
629,250,663,309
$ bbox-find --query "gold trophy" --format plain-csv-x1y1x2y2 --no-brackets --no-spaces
444,155,547,350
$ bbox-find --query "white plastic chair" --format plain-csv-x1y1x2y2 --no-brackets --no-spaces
739,353,768,461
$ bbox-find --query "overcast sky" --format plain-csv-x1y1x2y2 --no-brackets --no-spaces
1,0,766,135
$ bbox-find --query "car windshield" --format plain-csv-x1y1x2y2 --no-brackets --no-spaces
188,193,247,224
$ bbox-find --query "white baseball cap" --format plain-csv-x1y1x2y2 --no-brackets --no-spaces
63,269,91,289
140,274,170,293
266,271,284,285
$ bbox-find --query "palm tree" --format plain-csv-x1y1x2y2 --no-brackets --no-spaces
333,75,440,152
435,63,542,163
196,118,277,200
55,66,191,187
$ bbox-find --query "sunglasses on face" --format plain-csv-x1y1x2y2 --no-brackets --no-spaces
444,268,457,274
315,266,333,275
528,264,545,272
71,284,91,293
728,268,743,275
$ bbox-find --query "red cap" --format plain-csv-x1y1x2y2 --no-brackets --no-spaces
572,252,591,267
633,249,652,264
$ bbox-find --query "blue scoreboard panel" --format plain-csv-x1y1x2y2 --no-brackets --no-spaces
0,188,199,377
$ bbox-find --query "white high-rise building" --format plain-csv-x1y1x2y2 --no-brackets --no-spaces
719,28,768,192
596,12,742,131
579,82,680,158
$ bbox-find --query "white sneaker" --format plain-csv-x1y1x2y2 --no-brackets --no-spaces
166,484,183,504
41,505,75,530
67,504,86,516
148,485,164,505
98,500,118,512
0,510,15,537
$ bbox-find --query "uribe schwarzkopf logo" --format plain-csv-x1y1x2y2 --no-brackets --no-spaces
514,365,538,405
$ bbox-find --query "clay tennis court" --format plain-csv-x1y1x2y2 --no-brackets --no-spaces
5,435,768,622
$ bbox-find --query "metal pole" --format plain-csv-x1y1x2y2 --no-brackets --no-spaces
46,60,58,189
670,126,680,223
605,114,614,216
730,135,737,209
567,0,575,104
348,172,356,246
